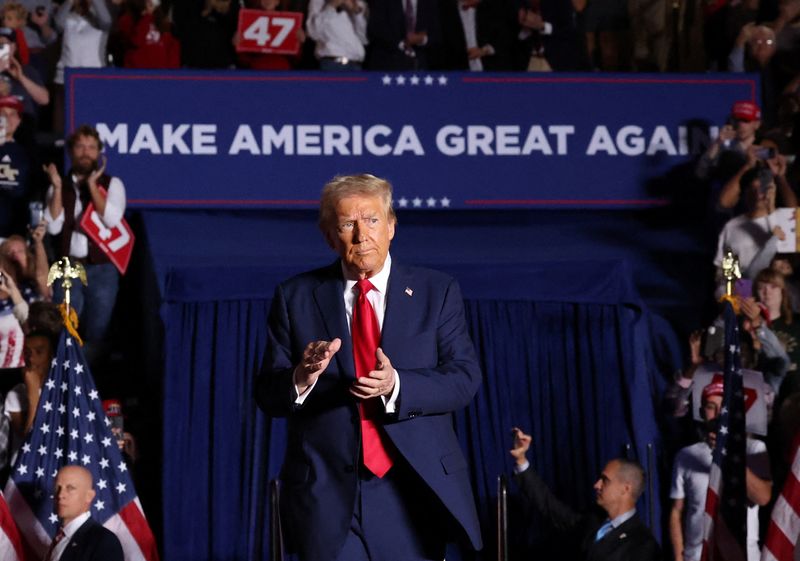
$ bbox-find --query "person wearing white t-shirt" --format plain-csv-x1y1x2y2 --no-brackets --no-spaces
669,377,772,561
714,166,785,281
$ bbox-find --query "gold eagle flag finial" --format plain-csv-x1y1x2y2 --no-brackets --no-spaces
47,257,87,343
719,247,742,314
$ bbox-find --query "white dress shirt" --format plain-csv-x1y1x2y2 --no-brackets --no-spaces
51,511,92,561
306,0,368,61
45,175,126,258
295,254,401,411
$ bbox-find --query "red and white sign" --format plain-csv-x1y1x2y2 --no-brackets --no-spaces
236,9,303,55
692,367,768,436
79,204,135,275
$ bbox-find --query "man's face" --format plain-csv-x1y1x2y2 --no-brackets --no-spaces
749,28,776,66
593,460,629,515
3,12,24,29
0,106,20,137
702,394,723,421
54,467,95,525
70,134,100,176
326,195,395,279
745,178,774,213
1,238,26,270
735,118,760,141
23,335,53,373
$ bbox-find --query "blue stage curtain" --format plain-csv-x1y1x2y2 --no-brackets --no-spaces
455,300,663,559
160,294,665,561
162,298,287,561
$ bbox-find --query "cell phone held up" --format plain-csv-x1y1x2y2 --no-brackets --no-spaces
0,44,10,73
754,146,776,160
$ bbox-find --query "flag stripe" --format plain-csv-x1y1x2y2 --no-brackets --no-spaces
105,512,147,561
4,479,49,558
118,500,160,561
762,432,800,561
0,492,22,561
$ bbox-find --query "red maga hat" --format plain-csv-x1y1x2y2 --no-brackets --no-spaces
731,100,761,122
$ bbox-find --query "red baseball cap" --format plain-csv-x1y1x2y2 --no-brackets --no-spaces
0,95,22,114
731,100,761,122
702,374,725,401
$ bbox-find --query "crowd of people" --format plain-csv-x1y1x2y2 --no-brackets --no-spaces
0,0,797,557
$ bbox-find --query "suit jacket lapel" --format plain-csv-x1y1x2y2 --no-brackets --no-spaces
313,262,355,380
381,265,412,353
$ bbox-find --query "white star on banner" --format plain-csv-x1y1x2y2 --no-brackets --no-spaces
58,404,66,414
412,197,422,208
99,458,110,469
441,197,451,207
424,75,434,85
102,437,112,448
410,75,420,85
63,360,70,370
49,514,58,524
54,449,63,458
21,443,30,454
396,75,406,85
438,75,448,85
98,479,107,490
37,445,47,456
398,197,408,208
56,426,64,437
86,412,96,422
70,429,79,440
66,338,72,347
116,483,126,494
17,465,27,475
35,467,44,478
75,364,84,374
118,462,128,473
84,433,94,444
426,197,437,207
74,386,81,396
81,455,91,465
95,500,104,511
46,379,55,390
51,359,57,368
40,424,49,435
72,407,80,418
89,389,98,400
68,451,77,462
382,75,392,85
61,382,67,392
43,401,52,412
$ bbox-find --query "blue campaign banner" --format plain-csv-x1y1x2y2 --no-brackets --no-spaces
66,70,757,209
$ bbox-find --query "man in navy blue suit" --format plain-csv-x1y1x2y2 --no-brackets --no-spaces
48,465,123,561
256,173,483,561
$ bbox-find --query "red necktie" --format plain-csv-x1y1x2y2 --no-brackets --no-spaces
46,527,66,561
352,279,395,477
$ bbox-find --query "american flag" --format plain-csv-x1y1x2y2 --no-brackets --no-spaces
761,431,800,561
2,331,159,561
700,301,748,561
0,491,22,561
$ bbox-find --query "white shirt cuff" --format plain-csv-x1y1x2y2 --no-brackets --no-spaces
514,460,530,474
381,369,400,413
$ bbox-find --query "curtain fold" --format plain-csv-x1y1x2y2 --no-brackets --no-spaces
160,293,664,561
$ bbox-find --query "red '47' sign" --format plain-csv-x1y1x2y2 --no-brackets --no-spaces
236,9,303,55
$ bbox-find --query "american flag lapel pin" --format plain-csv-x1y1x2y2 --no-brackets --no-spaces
405,287,413,296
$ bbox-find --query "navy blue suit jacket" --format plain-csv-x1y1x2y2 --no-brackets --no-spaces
58,517,124,561
256,260,483,561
